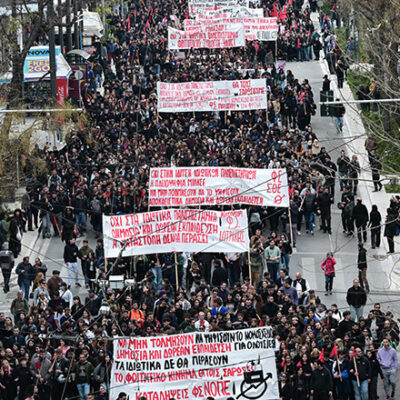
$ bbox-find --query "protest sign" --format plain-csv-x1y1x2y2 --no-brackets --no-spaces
193,6,264,18
148,167,289,207
110,327,279,400
157,79,267,112
102,209,249,258
188,0,250,16
185,17,278,41
168,25,245,50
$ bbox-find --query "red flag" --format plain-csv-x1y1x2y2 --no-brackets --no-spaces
272,4,278,17
162,16,167,23
133,9,137,17
297,361,302,367
308,29,311,35
122,18,125,26
145,19,150,28
254,42,259,52
350,348,355,359
185,11,189,19
330,344,338,358
160,38,165,45
295,22,298,29
127,15,131,30
318,349,325,362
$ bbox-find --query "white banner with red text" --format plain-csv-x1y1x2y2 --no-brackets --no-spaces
148,167,289,207
157,79,267,112
185,17,278,41
102,209,249,258
168,25,245,50
110,327,279,400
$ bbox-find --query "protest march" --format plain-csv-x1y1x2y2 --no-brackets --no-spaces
0,0,399,400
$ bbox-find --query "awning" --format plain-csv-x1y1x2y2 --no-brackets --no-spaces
67,49,91,60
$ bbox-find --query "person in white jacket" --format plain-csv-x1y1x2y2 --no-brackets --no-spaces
59,282,73,308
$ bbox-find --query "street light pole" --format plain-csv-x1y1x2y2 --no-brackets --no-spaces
48,0,57,103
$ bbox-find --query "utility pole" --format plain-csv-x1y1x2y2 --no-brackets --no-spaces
73,0,80,49
66,0,72,56
48,0,57,103
58,0,64,52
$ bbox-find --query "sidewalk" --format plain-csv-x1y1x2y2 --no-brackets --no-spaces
310,11,400,290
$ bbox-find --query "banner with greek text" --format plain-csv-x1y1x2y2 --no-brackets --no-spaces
102,209,249,258
168,25,245,50
110,327,279,400
188,0,250,16
157,79,267,112
185,17,278,41
149,167,289,207
193,7,264,18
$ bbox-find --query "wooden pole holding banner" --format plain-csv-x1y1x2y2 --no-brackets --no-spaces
336,354,343,382
275,40,278,59
353,354,360,387
248,251,252,286
174,252,179,290
288,205,294,248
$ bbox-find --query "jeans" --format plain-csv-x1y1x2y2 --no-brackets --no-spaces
356,223,367,243
305,211,315,233
41,214,52,238
281,254,290,271
81,261,89,285
1,270,10,292
152,266,163,290
325,274,334,292
334,116,343,133
352,379,369,400
382,369,397,397
350,305,364,322
77,383,90,400
76,212,87,234
338,171,347,190
267,262,279,283
371,227,381,248
20,279,30,300
67,261,79,285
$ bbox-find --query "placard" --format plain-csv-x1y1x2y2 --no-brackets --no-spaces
194,6,264,18
168,25,245,50
110,327,279,400
149,167,289,207
157,79,267,112
185,17,278,41
102,209,249,258
189,0,250,16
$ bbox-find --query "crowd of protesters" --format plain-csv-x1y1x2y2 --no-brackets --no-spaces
0,0,399,399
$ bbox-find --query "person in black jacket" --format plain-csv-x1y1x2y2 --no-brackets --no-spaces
63,237,80,287
349,347,371,400
317,187,334,234
261,295,280,318
384,207,399,254
352,198,369,243
368,205,381,249
346,279,367,323
278,372,293,400
310,360,333,400
366,349,383,400
357,243,369,293
211,260,228,288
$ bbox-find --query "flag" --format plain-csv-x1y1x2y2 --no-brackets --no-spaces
133,9,137,17
350,348,355,359
145,19,150,28
162,16,167,24
185,11,189,19
272,4,278,17
318,349,325,362
281,359,286,368
160,38,165,45
297,361,302,368
330,344,338,358
127,15,131,30
254,42,259,52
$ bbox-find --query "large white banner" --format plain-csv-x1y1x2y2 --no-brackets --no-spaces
168,25,245,50
185,17,279,41
194,6,264,18
189,0,250,16
157,79,267,112
149,167,289,207
110,327,279,400
102,209,249,258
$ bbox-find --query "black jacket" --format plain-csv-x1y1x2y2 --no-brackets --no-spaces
357,247,367,269
211,266,228,288
350,356,371,382
310,366,333,393
63,242,79,263
346,286,367,308
352,203,369,226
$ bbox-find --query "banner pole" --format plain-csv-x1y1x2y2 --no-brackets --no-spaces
248,251,252,286
288,206,294,248
174,252,179,291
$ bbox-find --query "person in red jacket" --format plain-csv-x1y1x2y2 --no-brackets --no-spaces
321,252,336,296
